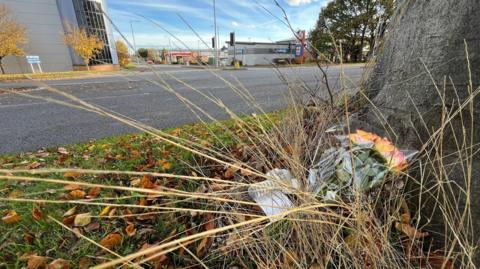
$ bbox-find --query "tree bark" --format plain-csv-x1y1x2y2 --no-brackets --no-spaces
0,57,5,74
354,0,480,264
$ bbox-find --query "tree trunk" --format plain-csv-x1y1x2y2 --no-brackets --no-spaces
0,57,5,74
355,0,480,264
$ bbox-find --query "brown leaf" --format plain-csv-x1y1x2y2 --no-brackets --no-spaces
74,213,91,227
32,207,43,221
24,232,35,244
224,169,234,180
87,187,101,198
141,175,156,189
2,210,22,224
138,243,168,265
196,237,209,257
62,215,76,226
63,172,81,179
49,259,70,269
204,213,215,231
100,233,123,250
395,222,429,239
78,258,90,269
125,223,136,237
67,190,86,200
428,254,458,269
27,255,48,269
58,147,69,155
63,206,77,217
64,184,82,191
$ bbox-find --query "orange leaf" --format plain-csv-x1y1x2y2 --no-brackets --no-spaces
63,206,77,217
87,187,101,198
27,255,48,269
204,214,215,231
2,210,22,224
100,233,123,250
141,175,156,189
63,172,81,179
125,223,136,237
224,169,234,180
32,207,43,221
196,237,209,256
78,258,90,269
63,215,76,226
395,222,429,239
67,190,86,200
24,232,35,244
49,259,71,269
428,254,458,269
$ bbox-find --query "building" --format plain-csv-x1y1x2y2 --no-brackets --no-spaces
226,41,297,66
0,0,119,74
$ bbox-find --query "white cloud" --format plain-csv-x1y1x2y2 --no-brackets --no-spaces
285,0,318,6
231,21,239,27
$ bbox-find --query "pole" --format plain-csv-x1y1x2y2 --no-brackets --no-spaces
213,0,218,68
130,20,139,64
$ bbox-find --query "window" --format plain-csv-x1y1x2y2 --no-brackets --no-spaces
72,0,113,65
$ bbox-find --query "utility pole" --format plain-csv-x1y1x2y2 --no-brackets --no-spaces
213,0,219,68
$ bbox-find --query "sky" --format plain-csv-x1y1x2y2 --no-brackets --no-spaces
107,0,329,50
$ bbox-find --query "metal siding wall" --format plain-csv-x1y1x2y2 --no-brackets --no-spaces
0,0,73,73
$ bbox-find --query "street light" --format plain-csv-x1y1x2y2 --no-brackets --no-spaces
130,20,140,63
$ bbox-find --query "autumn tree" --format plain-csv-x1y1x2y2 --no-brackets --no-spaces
310,0,394,62
63,23,104,71
115,40,130,67
0,4,27,74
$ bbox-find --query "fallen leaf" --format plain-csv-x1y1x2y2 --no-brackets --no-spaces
28,162,45,169
49,259,70,269
2,210,21,224
78,258,90,269
63,172,81,179
125,223,136,237
224,169,234,180
99,206,112,216
100,233,123,250
32,208,43,221
63,206,77,217
84,222,100,232
27,255,48,269
64,184,82,191
196,237,209,256
141,175,156,189
67,190,86,200
62,215,76,226
74,213,92,227
87,187,101,198
395,222,429,239
58,147,69,155
24,232,35,244
428,253,458,269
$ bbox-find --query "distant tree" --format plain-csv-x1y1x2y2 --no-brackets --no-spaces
310,0,394,63
0,4,27,74
62,23,104,71
137,48,148,60
115,40,130,67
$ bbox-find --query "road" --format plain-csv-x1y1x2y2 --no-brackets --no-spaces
0,65,364,154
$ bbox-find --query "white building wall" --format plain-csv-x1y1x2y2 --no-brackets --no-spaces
0,0,73,74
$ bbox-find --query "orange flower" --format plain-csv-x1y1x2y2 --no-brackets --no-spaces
349,130,380,147
374,138,407,172
349,130,408,172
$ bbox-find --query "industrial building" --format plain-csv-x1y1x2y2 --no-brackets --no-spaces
226,40,299,66
0,0,118,74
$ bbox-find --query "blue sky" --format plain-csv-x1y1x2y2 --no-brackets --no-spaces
107,0,329,50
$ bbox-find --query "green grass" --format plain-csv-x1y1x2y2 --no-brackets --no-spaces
0,113,280,268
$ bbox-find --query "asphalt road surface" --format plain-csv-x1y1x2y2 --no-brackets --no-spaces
0,65,364,154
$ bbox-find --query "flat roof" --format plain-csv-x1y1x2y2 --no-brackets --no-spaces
225,41,293,45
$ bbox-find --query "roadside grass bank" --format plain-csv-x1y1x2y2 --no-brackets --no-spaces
0,112,280,268
0,70,129,82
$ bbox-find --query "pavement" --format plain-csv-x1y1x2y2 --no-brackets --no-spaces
0,65,364,154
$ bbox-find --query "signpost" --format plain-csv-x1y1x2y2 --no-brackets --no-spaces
26,55,43,73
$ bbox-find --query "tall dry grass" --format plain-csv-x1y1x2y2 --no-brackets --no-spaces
0,3,478,269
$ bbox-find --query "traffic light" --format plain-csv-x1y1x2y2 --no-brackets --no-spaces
229,32,235,46
212,37,215,48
